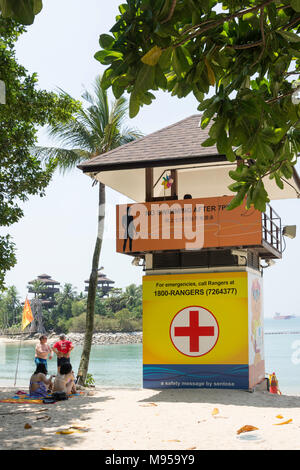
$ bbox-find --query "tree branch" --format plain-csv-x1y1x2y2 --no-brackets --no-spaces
161,0,177,24
227,39,263,50
266,89,297,103
283,15,300,30
285,70,300,76
171,0,276,49
252,7,266,67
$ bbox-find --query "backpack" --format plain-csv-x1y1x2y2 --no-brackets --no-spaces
52,391,68,401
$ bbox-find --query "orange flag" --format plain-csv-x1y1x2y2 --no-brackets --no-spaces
22,298,33,330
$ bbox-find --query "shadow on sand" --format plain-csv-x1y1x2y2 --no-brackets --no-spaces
0,388,114,450
138,388,300,409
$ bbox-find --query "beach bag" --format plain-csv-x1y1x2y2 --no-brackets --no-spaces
43,397,56,404
52,391,68,401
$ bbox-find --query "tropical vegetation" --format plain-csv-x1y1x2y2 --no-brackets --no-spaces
96,0,300,212
0,283,142,333
0,0,42,25
0,17,79,290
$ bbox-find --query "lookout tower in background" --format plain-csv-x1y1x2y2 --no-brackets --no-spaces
84,270,115,298
27,273,60,309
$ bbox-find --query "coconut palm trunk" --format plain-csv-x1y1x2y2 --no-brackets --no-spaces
77,182,105,385
34,75,143,386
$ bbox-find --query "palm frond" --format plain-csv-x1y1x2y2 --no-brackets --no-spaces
37,74,144,172
32,146,91,173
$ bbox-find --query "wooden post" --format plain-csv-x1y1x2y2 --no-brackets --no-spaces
145,167,153,202
171,169,177,199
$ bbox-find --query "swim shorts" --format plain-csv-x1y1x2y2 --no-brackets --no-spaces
57,357,71,367
35,357,47,366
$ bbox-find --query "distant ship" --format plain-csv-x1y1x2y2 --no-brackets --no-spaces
273,312,296,320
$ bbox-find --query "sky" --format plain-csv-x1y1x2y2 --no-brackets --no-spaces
3,0,300,318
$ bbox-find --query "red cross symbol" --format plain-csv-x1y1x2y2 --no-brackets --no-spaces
174,310,215,353
170,306,219,357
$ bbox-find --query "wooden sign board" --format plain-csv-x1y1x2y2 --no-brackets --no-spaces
116,196,262,254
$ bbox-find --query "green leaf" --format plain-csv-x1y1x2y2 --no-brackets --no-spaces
100,68,114,90
225,146,236,162
112,80,125,99
204,58,216,86
135,64,155,92
274,173,284,189
94,50,123,65
201,137,216,147
6,0,37,25
172,47,191,77
291,0,300,11
255,139,274,162
33,0,42,15
280,161,294,178
192,83,204,102
155,64,167,88
99,34,115,50
216,130,229,154
129,90,140,118
0,0,14,16
278,31,300,43
158,48,172,70
252,180,269,212
226,184,249,210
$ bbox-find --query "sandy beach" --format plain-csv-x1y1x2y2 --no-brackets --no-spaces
0,386,300,450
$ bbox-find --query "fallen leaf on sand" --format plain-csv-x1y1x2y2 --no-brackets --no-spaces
139,402,158,407
24,423,32,429
212,408,219,416
70,425,89,432
55,428,84,435
40,447,64,451
273,419,292,426
276,415,284,419
36,415,51,421
237,425,259,435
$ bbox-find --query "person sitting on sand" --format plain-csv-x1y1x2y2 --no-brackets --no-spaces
29,363,54,398
52,363,76,395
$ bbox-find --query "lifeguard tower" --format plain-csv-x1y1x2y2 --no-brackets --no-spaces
79,115,300,390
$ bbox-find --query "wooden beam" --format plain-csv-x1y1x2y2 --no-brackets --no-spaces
171,169,178,198
145,167,153,202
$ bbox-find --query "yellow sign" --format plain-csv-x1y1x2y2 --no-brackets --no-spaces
143,272,252,388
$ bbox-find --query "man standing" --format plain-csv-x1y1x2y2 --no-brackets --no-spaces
35,335,53,368
52,334,74,372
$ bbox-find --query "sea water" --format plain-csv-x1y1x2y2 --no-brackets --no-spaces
0,342,143,388
1,318,300,394
264,317,300,395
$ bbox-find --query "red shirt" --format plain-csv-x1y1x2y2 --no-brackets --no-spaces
53,340,73,354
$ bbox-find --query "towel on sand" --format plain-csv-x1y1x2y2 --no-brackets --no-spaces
0,390,84,404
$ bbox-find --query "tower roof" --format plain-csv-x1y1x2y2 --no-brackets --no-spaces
78,114,300,202
28,274,60,285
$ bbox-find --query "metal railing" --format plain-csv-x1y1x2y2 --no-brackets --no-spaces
262,204,282,253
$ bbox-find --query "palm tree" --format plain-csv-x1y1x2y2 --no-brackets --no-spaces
28,280,44,300
35,76,143,384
